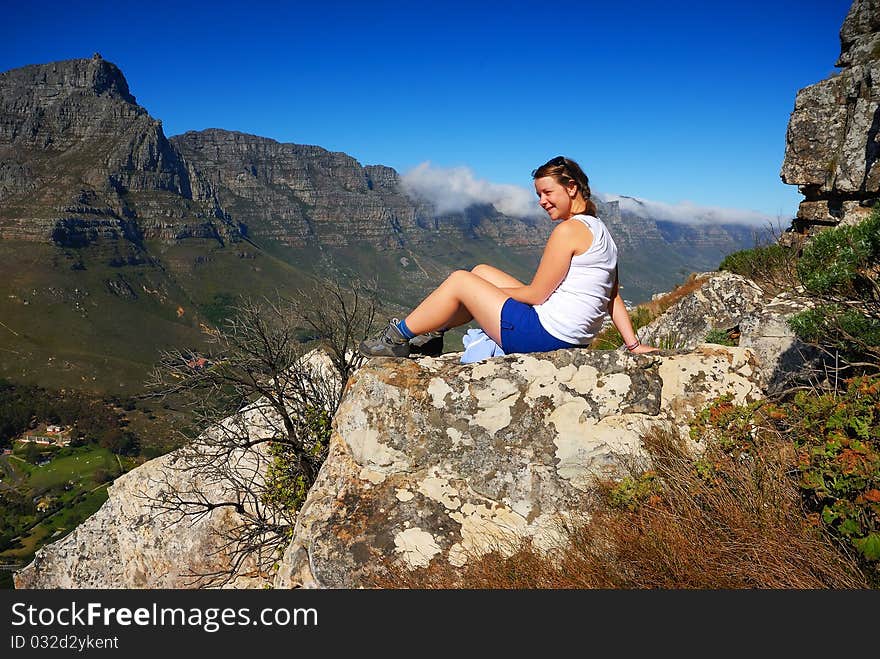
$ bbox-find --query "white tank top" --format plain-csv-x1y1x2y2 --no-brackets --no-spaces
534,214,618,345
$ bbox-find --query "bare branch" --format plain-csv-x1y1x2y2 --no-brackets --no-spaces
142,284,375,586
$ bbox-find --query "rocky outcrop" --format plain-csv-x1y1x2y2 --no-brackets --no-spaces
738,289,823,394
837,0,880,69
15,341,767,589
14,266,820,589
14,406,276,589
274,345,764,588
780,0,880,231
636,271,818,394
636,272,764,350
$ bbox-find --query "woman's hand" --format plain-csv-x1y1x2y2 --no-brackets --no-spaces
629,343,659,354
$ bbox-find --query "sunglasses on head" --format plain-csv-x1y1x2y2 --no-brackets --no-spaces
548,156,566,167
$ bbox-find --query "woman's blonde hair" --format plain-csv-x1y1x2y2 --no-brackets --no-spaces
532,156,598,217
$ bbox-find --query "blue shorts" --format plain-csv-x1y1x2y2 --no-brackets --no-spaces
499,298,579,354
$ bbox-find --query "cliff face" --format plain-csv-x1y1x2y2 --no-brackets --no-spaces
0,54,232,245
172,129,419,249
781,0,880,230
170,128,554,250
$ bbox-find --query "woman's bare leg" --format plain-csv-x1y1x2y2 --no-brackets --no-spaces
404,270,509,344
429,264,526,329
442,304,473,329
471,263,525,288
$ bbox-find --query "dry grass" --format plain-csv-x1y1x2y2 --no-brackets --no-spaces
638,273,712,320
370,425,870,589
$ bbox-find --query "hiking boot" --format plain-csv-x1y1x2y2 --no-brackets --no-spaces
409,330,445,357
359,318,411,358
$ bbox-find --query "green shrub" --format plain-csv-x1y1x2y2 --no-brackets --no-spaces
262,406,331,516
789,305,880,351
796,212,880,298
689,393,763,453
718,243,798,294
704,328,736,346
684,382,880,584
788,211,880,364
769,376,880,574
608,471,660,511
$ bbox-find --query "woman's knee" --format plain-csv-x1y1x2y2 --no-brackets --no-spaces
471,263,490,278
446,269,472,287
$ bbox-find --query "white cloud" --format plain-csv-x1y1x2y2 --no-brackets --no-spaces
400,162,544,218
400,162,778,227
596,193,776,227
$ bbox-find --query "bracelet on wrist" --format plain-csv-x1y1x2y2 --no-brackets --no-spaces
625,339,640,352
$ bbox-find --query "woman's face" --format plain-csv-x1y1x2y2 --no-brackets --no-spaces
534,176,577,221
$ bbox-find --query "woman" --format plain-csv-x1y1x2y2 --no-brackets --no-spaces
359,156,656,358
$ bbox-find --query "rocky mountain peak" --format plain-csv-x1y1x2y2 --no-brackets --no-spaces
0,55,138,122
82,53,137,103
837,0,880,67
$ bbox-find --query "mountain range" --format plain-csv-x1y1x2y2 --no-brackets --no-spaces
0,54,760,393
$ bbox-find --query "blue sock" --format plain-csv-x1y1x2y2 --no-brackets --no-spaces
396,318,416,340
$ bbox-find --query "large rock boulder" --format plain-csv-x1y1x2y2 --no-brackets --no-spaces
780,0,880,230
15,340,766,589
738,289,823,395
636,272,820,394
636,272,765,350
274,345,764,588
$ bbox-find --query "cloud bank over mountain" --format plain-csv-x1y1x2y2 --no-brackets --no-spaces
401,162,776,227
597,193,776,227
400,162,545,218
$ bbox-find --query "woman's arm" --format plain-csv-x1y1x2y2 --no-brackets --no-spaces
608,271,657,353
503,220,587,306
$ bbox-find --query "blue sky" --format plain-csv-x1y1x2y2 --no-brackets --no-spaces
1,0,853,221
